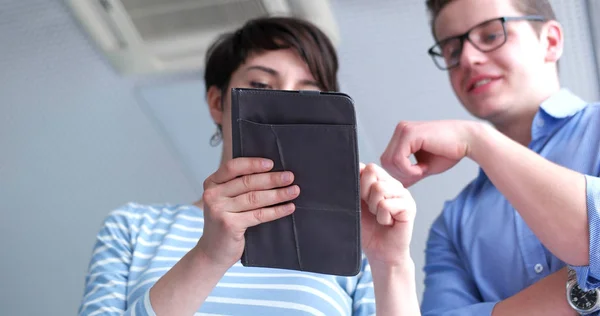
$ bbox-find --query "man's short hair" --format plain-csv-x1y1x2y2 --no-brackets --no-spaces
203,16,339,94
425,0,557,37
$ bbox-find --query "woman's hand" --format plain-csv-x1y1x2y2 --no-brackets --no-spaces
195,157,300,268
359,163,421,316
359,163,416,267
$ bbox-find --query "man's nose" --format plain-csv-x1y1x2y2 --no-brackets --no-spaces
459,40,488,67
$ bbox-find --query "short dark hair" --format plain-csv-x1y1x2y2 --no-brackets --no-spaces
425,0,557,37
203,16,339,95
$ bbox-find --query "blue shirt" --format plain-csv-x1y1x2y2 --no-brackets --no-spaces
78,203,376,316
420,89,600,315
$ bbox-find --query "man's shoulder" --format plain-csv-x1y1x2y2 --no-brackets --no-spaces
562,101,600,141
581,101,600,116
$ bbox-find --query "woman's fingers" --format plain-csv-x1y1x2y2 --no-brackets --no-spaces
238,202,297,228
206,157,274,187
228,185,300,213
220,171,294,197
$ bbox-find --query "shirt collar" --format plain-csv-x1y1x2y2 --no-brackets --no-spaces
539,88,587,118
479,89,588,179
531,88,588,140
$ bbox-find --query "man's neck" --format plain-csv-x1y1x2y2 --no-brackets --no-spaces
495,93,562,146
494,109,537,146
492,79,561,146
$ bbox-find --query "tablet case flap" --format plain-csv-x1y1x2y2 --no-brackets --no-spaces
231,88,361,276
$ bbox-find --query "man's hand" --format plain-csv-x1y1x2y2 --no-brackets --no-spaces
380,120,480,187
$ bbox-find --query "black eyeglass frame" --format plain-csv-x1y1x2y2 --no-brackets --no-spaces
427,15,547,70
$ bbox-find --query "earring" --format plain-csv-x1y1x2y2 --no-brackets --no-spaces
210,127,222,147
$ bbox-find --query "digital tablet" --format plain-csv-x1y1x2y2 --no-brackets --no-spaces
231,87,361,276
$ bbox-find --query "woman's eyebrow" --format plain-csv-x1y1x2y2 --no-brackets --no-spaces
245,66,320,88
299,79,320,88
245,65,278,76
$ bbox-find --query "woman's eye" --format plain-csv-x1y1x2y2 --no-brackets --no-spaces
250,81,270,89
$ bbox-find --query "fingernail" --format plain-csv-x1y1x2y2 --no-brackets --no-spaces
287,185,298,195
262,160,273,169
281,172,291,182
285,203,295,213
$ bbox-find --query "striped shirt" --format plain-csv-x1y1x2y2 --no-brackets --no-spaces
78,203,376,315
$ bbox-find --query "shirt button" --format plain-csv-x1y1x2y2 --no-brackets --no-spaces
534,263,544,274
536,119,545,127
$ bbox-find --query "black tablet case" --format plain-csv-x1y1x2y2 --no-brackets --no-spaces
231,88,361,276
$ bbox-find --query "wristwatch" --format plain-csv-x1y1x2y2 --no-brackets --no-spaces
567,267,600,315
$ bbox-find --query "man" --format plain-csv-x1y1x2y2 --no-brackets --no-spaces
381,0,600,315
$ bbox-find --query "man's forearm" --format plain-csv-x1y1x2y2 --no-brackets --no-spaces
468,123,589,266
492,267,576,316
371,259,421,316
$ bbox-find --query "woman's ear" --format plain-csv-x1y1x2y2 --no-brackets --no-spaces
542,20,564,63
207,85,224,126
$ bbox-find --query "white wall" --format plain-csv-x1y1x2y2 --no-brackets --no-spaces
0,0,597,315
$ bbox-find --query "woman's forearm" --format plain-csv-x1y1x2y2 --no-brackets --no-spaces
371,258,421,316
149,247,229,315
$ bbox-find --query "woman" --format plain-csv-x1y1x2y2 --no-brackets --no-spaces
79,16,419,316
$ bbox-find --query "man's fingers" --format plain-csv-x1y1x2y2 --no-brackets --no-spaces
380,122,426,181
208,158,274,186
381,122,405,171
220,171,294,197
394,132,424,179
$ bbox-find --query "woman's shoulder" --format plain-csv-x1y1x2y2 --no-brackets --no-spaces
102,202,204,229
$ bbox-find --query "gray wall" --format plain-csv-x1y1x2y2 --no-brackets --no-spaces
0,0,597,315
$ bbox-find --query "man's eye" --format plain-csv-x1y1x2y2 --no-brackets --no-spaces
482,32,502,44
447,47,460,58
250,81,270,89
443,45,460,59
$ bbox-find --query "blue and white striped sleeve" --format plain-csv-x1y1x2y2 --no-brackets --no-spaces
572,175,600,292
352,256,376,315
78,207,154,316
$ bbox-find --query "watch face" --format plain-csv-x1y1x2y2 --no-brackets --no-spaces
570,285,598,311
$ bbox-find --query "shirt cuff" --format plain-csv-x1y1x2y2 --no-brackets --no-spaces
570,175,600,291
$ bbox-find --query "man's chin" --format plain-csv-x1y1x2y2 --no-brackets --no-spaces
465,102,501,120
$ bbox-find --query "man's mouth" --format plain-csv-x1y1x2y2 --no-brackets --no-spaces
467,76,500,93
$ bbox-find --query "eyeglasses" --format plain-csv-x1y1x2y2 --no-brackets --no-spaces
427,15,546,70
